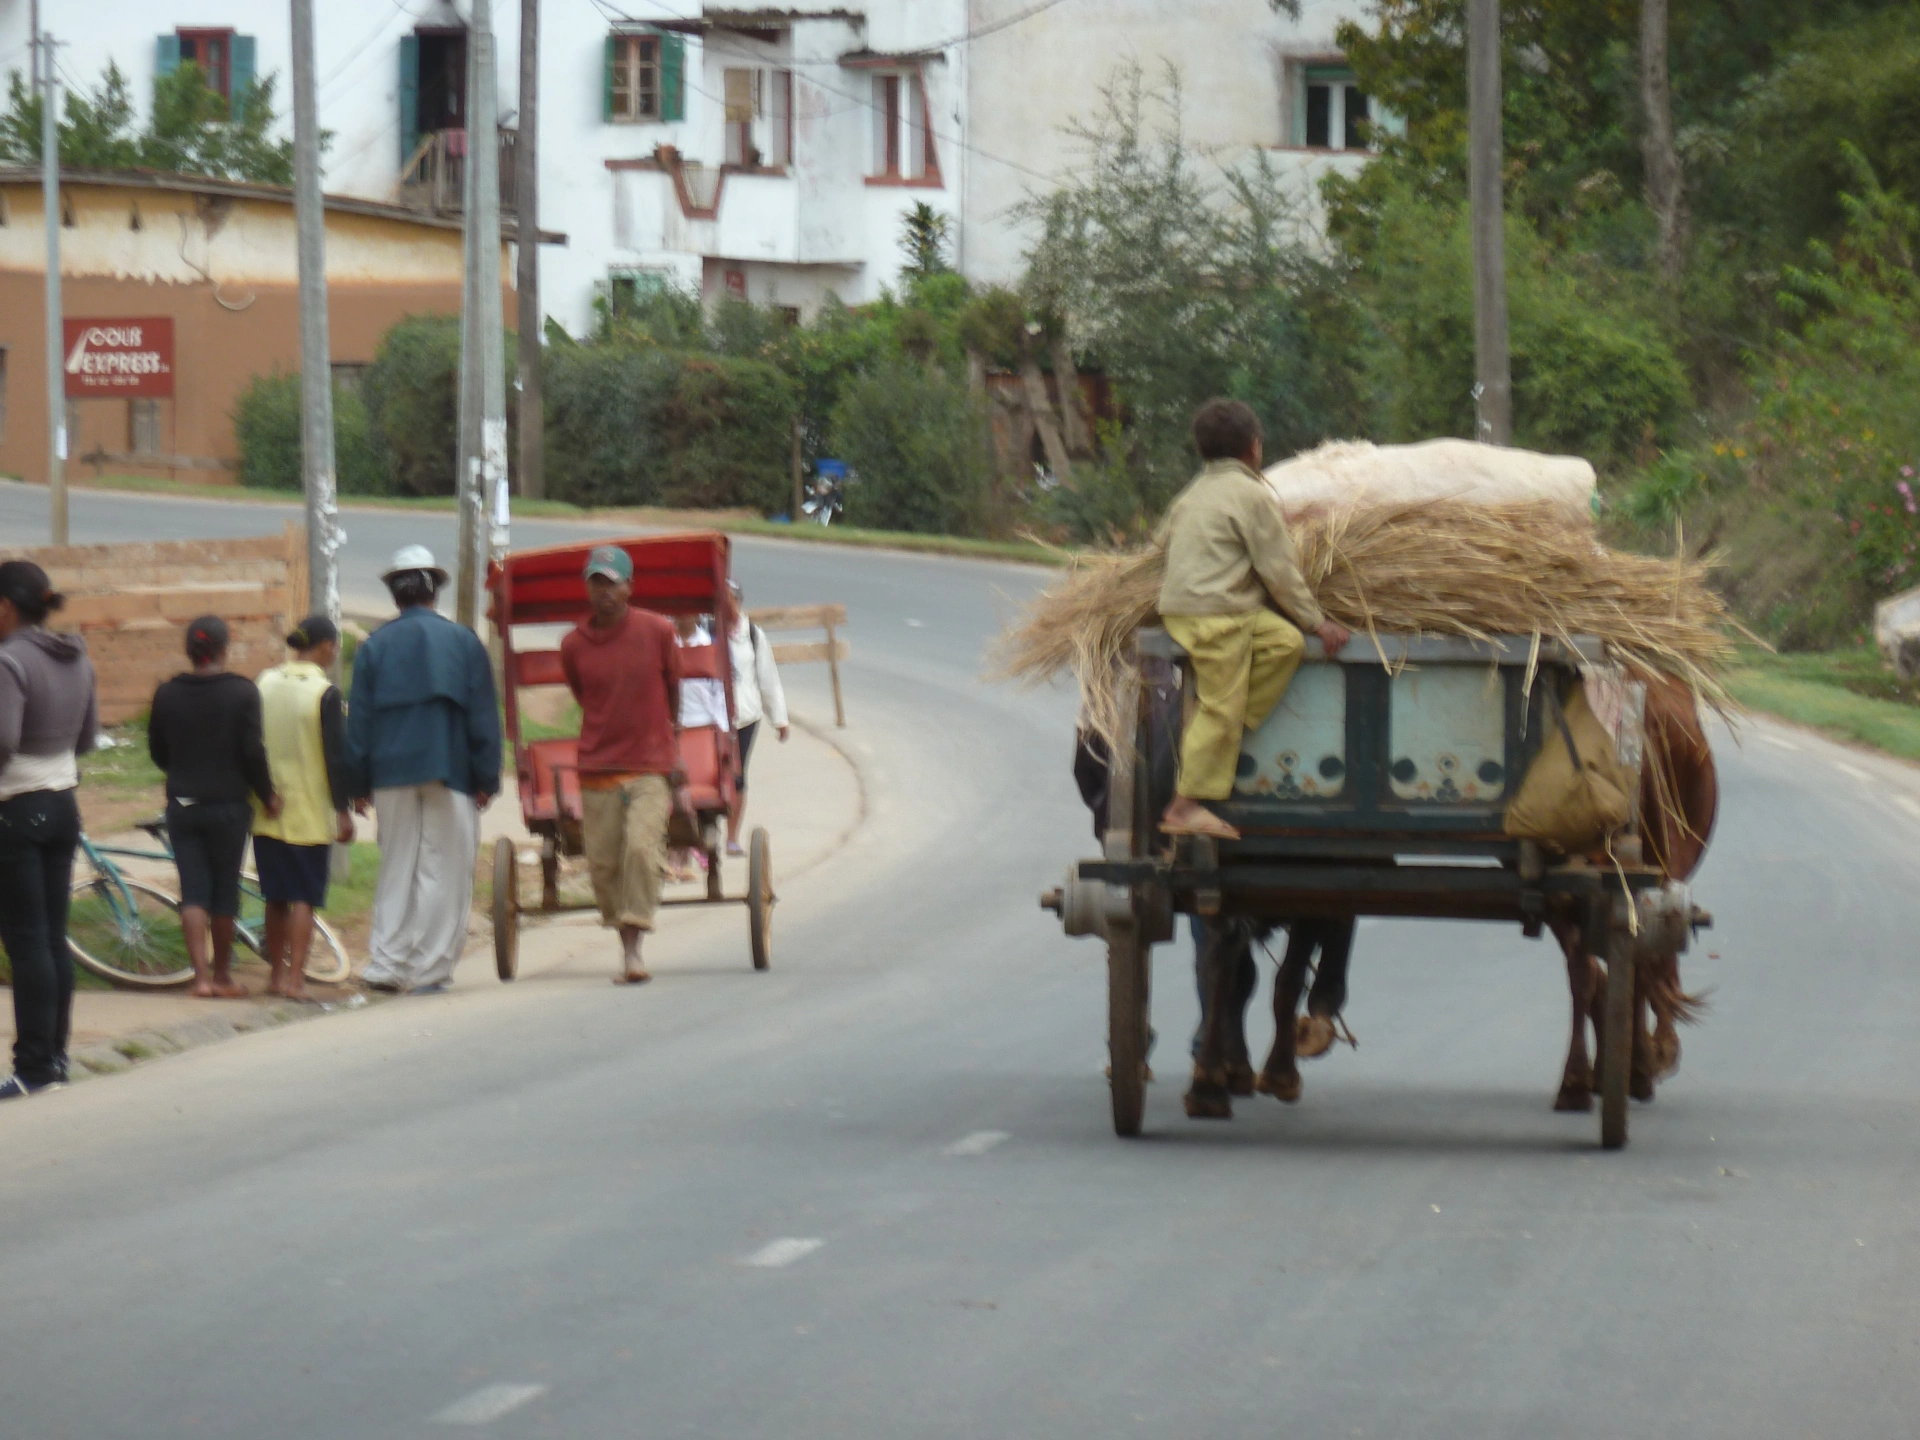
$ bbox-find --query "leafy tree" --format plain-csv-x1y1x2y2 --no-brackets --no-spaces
0,60,295,184
832,359,994,535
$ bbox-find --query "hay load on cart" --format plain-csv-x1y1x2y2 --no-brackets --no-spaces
997,439,1732,1148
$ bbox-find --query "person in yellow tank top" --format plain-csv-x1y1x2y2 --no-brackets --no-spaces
253,616,354,1000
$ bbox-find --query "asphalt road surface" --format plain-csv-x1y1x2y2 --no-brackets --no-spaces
5,482,1920,1439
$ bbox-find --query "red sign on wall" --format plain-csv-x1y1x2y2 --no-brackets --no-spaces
63,318,174,398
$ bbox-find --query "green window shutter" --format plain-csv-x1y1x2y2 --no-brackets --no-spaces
398,34,420,165
604,36,616,121
156,34,181,79
661,33,685,122
230,35,256,121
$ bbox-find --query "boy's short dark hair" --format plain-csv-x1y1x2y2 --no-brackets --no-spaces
1191,399,1263,462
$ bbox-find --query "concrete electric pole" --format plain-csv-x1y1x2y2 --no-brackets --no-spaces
39,28,67,545
1467,0,1512,446
514,0,544,502
455,0,510,630
291,0,343,624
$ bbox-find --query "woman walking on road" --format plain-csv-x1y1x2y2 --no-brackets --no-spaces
149,616,279,999
253,616,353,1001
724,580,788,856
0,561,98,1100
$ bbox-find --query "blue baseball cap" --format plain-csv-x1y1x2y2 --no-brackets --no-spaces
584,545,633,582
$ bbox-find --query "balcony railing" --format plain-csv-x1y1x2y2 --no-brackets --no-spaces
399,127,518,217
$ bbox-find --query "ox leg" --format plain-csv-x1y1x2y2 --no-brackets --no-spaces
1184,920,1247,1120
1255,927,1314,1104
1553,919,1599,1113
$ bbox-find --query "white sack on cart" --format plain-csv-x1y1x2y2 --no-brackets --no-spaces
1262,438,1597,526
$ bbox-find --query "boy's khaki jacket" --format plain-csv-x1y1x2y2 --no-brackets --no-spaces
1155,459,1325,628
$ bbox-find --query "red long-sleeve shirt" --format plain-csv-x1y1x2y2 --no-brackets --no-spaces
559,608,681,775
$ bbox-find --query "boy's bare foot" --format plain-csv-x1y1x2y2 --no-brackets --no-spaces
1160,796,1241,840
190,980,216,999
207,978,248,1000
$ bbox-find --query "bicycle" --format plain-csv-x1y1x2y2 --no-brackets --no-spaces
68,818,352,989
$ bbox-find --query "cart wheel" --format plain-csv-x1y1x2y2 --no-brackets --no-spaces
492,837,519,982
1107,921,1150,1137
1600,920,1635,1149
747,827,773,971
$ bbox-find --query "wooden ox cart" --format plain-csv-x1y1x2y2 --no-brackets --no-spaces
1042,630,1710,1149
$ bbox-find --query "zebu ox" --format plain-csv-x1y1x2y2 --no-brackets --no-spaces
1185,673,1717,1120
1551,673,1718,1112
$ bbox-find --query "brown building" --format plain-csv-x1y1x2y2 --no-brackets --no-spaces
0,169,527,486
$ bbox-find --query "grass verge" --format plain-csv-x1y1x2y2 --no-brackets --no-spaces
1725,643,1920,763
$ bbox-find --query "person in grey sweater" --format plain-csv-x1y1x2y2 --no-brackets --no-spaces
0,560,99,1099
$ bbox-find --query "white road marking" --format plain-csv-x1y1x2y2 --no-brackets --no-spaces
1896,796,1920,819
945,1129,1009,1157
1760,733,1802,752
905,618,926,627
1835,762,1871,781
742,1237,824,1268
432,1383,548,1426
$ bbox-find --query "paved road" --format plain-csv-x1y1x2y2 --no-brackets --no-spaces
5,484,1920,1438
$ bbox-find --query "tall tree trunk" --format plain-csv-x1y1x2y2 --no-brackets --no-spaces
1640,0,1689,287
1049,335,1094,457
966,347,987,397
1019,351,1074,484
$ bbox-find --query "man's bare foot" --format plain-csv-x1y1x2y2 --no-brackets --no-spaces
281,984,311,1002
190,980,216,999
207,977,247,1000
614,969,652,985
1160,796,1241,840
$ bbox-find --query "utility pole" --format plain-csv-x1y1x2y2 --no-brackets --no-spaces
291,0,342,625
514,0,544,501
39,28,66,545
455,0,509,629
1467,0,1512,446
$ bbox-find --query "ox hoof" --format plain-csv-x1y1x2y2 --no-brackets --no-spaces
1224,1060,1256,1097
1183,1075,1235,1120
1254,1067,1302,1105
1296,1015,1336,1059
1631,1073,1656,1103
1553,1084,1593,1113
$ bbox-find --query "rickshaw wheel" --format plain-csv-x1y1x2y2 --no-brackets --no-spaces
492,837,519,982
748,828,773,971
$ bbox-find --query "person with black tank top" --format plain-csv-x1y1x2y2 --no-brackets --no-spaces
148,616,279,999
0,560,99,1099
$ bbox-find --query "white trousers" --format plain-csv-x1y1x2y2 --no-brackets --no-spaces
364,782,480,990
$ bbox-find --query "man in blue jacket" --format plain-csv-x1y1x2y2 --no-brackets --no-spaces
345,546,500,994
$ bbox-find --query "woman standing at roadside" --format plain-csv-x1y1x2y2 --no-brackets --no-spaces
253,616,353,1001
0,561,98,1100
148,616,278,999
724,580,788,856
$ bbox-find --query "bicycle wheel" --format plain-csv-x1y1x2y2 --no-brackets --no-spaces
67,877,193,988
305,916,353,985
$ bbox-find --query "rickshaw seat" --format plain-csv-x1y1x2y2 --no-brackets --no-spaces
514,649,568,688
678,724,730,813
522,738,581,822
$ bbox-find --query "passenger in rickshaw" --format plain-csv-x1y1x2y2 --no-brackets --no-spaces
559,547,682,985
669,614,729,881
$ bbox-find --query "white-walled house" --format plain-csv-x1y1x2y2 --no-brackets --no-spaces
0,0,1382,334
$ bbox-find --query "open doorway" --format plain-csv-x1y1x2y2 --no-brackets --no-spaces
415,29,467,134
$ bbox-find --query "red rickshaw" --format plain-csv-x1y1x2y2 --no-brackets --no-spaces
485,533,774,980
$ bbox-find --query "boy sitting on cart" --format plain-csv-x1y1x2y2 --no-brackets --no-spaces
1157,400,1350,841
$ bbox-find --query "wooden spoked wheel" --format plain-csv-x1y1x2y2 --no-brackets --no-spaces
747,827,773,971
1599,906,1635,1150
492,836,519,982
1107,922,1150,1137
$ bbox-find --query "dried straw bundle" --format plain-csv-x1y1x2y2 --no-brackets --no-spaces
992,500,1736,757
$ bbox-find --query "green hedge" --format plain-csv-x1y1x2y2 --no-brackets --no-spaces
231,371,383,493
543,346,794,510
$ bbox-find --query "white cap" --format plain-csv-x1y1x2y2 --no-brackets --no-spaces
381,544,450,585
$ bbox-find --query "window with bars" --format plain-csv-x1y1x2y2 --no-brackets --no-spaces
129,399,162,457
606,32,684,123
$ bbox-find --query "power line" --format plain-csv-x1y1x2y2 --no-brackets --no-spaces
320,0,425,96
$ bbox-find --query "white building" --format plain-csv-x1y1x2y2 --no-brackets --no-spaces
0,0,1380,333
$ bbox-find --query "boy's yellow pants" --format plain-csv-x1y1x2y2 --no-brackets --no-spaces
1163,610,1306,801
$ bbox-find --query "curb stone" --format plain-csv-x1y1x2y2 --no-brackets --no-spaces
67,994,375,1082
